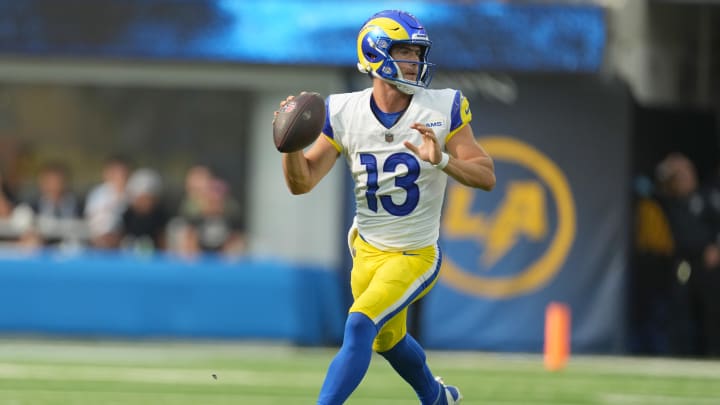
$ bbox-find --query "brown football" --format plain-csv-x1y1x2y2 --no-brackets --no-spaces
273,92,326,153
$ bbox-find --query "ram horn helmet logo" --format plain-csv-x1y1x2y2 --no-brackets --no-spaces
441,136,576,298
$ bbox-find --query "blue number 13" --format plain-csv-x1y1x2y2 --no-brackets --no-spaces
359,152,420,217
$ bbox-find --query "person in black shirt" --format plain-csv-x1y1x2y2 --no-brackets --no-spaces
121,168,169,254
175,178,245,260
655,153,720,356
28,161,84,246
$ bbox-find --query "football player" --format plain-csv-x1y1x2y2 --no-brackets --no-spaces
277,9,495,405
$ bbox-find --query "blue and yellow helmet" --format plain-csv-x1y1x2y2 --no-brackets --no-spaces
356,10,435,94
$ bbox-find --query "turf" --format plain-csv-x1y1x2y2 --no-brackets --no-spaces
0,338,718,404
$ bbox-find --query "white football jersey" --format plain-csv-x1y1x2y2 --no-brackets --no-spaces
324,87,471,251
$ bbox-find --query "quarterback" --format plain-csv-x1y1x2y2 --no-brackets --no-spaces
278,9,495,405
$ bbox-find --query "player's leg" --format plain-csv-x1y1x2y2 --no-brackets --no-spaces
316,311,377,405
316,233,381,405
317,236,456,404
377,312,441,404
379,315,463,404
379,332,462,404
366,243,460,404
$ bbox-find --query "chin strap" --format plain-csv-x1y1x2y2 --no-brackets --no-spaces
393,81,418,95
357,62,423,96
358,62,422,95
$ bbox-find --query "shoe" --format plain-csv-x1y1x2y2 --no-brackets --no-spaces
434,376,463,404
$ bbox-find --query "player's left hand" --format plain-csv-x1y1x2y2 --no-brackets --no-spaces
404,123,443,165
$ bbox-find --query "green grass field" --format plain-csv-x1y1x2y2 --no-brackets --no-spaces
0,338,718,404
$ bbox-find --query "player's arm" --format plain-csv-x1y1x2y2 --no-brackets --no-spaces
405,91,495,191
282,134,339,195
443,124,496,191
405,122,495,191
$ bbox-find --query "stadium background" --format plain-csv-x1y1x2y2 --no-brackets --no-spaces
0,0,718,359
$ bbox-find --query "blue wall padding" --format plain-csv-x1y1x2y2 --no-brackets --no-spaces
0,252,345,345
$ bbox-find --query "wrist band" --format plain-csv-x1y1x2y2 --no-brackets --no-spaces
433,152,450,170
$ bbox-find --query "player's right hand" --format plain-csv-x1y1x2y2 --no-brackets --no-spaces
273,92,310,119
273,95,295,120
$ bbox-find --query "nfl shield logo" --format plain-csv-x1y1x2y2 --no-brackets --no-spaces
384,133,394,142
280,101,297,113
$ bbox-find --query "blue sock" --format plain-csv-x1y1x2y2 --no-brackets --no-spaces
317,312,377,405
379,334,442,405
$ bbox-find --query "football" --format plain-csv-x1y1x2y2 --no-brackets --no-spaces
273,92,326,153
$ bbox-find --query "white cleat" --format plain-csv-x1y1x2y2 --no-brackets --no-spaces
434,376,463,404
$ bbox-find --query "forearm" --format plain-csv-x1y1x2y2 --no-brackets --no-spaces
280,136,339,195
282,151,315,195
441,154,495,191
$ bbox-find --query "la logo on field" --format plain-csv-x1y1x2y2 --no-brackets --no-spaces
441,136,576,298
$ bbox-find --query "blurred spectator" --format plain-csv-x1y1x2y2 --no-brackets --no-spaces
84,155,131,249
173,178,245,260
0,172,15,219
629,173,676,355
701,164,720,244
655,153,720,356
0,173,39,250
699,163,720,356
0,172,18,246
178,164,213,218
120,168,169,254
26,161,84,246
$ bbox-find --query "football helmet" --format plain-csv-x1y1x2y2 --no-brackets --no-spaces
357,10,435,94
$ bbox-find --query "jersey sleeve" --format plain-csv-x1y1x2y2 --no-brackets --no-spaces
321,96,342,152
447,90,472,142
321,97,333,138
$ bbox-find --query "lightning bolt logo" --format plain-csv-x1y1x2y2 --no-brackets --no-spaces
440,136,576,298
445,181,548,269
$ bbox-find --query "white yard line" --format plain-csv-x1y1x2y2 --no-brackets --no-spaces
0,362,323,387
430,352,720,379
0,389,319,404
600,393,720,404
0,339,316,364
569,356,720,379
1,339,719,380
